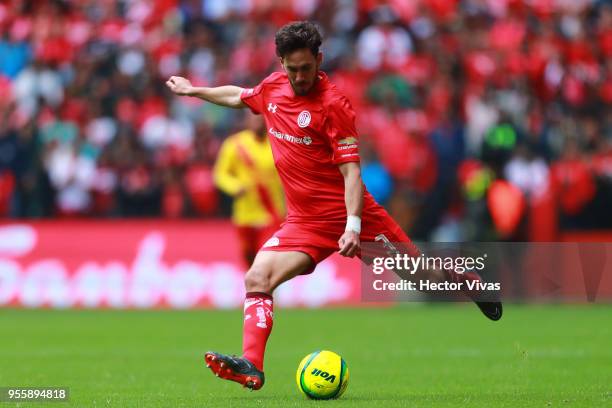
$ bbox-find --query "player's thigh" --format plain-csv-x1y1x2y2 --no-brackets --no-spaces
250,250,314,291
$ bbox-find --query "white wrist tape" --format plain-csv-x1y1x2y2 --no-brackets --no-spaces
345,215,362,233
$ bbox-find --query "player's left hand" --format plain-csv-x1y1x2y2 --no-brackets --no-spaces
166,76,194,96
338,230,360,258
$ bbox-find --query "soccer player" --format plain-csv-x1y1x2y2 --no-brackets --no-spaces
166,21,502,391
214,112,285,266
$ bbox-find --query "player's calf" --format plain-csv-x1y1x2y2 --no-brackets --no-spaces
390,266,502,321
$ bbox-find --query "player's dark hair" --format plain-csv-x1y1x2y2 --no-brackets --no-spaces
275,21,322,58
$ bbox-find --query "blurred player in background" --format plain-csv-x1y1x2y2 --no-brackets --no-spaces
214,113,284,267
167,21,502,391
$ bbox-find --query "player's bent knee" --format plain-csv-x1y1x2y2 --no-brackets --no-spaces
244,266,272,293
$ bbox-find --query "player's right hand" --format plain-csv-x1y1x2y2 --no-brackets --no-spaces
166,76,193,96
338,230,360,258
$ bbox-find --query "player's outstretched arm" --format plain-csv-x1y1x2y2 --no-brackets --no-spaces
165,76,246,109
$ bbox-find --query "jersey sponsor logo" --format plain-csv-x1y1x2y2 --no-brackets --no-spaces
339,153,359,158
268,127,312,146
263,236,279,248
338,145,357,150
297,110,311,128
337,136,358,151
268,103,278,113
338,137,358,145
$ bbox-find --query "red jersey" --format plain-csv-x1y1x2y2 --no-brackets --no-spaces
240,71,379,223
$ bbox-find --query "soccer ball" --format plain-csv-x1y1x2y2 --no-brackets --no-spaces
296,350,349,399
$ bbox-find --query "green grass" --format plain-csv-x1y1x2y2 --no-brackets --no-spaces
0,305,610,407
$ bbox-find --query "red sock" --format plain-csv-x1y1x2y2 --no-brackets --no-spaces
242,292,273,371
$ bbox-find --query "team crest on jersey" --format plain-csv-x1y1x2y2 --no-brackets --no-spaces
297,110,311,128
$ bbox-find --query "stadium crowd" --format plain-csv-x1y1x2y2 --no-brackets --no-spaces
0,0,610,240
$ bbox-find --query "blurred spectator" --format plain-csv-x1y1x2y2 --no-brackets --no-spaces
0,0,609,238
213,112,284,266
356,5,413,71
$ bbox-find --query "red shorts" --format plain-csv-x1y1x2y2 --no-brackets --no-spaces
237,224,278,264
259,206,419,274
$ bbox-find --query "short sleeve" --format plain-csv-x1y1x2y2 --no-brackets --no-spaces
240,84,265,114
326,96,360,164
240,72,283,114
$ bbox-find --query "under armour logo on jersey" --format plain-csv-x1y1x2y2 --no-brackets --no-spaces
267,103,278,113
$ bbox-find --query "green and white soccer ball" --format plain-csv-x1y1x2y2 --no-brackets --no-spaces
296,350,349,399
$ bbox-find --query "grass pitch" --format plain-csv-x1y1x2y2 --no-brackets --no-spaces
0,305,610,407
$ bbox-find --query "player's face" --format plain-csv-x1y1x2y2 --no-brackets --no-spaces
281,49,322,96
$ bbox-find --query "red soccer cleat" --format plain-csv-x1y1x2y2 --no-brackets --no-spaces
204,351,265,390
